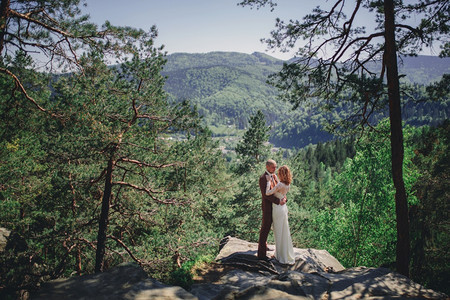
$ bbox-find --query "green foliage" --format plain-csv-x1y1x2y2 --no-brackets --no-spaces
0,0,448,297
239,0,448,278
162,52,449,148
227,120,449,293
235,110,271,173
227,166,265,242
169,261,194,290
294,138,356,179
0,45,235,292
168,254,215,290
425,73,450,101
313,120,419,268
0,3,235,294
409,121,450,294
163,52,286,132
277,137,356,248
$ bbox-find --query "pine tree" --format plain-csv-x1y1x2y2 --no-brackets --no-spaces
239,0,449,276
0,1,231,295
235,110,271,173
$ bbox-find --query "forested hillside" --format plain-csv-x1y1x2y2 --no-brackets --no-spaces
163,52,285,131
163,52,450,148
1,1,449,298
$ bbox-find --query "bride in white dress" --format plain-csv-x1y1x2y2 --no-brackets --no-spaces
265,165,295,265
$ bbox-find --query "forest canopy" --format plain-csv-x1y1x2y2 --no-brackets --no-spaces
0,0,449,298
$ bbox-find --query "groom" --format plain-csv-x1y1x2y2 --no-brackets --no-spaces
257,159,287,260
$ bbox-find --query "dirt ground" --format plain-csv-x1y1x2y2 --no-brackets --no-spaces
191,262,236,284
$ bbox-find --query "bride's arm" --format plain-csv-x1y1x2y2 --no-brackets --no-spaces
266,180,280,196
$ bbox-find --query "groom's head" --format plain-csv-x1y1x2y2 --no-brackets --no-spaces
266,159,277,174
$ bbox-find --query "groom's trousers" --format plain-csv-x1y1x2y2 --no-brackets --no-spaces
257,200,273,258
257,173,280,259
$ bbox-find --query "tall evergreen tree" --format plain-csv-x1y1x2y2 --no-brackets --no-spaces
239,0,449,276
235,110,271,173
0,1,233,296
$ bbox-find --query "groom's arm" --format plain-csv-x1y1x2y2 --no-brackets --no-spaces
259,175,280,205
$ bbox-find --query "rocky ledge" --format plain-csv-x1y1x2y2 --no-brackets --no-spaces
33,236,448,299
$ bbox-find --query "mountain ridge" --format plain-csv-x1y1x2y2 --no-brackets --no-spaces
162,52,449,148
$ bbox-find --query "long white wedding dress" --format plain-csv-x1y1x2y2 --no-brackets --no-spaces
266,180,295,265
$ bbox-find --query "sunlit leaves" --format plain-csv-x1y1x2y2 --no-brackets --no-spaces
314,119,419,267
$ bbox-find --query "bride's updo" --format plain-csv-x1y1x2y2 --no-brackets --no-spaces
278,165,292,185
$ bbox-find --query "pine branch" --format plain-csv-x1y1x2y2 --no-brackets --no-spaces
0,67,62,118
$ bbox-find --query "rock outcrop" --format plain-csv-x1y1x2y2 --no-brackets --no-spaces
190,236,447,299
32,236,448,299
0,227,11,251
33,262,196,300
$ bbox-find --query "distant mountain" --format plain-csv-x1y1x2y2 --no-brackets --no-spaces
162,52,449,148
163,52,286,130
397,55,450,84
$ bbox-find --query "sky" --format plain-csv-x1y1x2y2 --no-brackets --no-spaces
82,0,444,61
82,0,319,60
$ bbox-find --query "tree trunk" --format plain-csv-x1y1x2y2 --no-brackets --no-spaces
76,245,82,276
95,155,114,273
384,0,410,277
0,0,10,55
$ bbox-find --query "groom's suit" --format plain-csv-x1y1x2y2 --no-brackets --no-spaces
257,171,280,259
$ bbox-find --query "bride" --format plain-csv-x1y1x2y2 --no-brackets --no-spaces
265,165,295,265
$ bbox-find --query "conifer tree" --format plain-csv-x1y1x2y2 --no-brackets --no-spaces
239,0,449,276
0,1,231,295
235,110,271,173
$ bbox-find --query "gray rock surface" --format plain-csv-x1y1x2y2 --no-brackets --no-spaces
216,235,345,274
33,262,197,300
190,236,448,300
0,227,11,251
32,236,448,300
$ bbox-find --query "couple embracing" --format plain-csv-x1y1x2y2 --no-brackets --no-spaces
257,159,295,265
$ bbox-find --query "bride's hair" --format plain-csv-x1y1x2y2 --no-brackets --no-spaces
278,165,292,185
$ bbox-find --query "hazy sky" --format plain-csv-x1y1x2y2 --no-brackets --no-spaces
82,0,442,60
83,0,319,60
